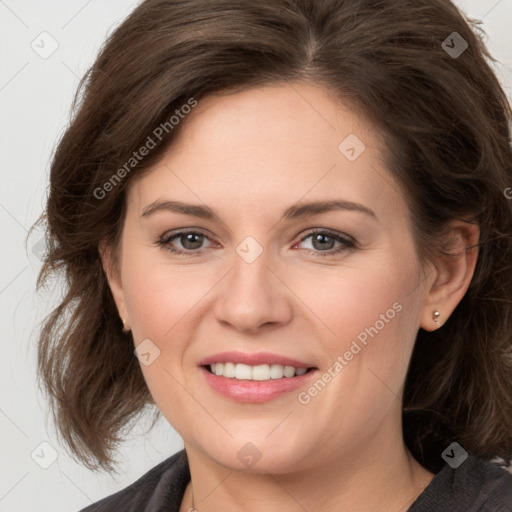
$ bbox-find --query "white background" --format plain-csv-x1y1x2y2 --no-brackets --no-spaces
1,1,511,510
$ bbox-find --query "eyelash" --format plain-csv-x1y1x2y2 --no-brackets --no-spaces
156,228,357,258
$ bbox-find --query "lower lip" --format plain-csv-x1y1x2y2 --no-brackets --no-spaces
199,366,319,403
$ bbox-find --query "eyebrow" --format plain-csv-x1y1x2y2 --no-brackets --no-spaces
141,199,377,222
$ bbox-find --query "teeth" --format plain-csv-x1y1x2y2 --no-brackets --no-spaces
209,363,310,380
223,362,236,378
235,363,252,380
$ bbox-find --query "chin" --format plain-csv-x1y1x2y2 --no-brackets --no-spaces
196,436,312,474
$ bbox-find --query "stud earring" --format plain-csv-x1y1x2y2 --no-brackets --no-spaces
433,310,440,324
122,317,130,333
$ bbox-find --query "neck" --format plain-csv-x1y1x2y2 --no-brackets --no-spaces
181,419,434,512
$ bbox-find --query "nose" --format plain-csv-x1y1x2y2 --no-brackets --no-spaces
213,246,293,334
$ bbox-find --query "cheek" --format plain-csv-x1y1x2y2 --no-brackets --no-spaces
301,261,415,345
293,259,421,440
121,244,208,338
304,250,421,387
120,253,205,417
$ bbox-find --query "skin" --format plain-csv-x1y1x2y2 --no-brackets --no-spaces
101,82,479,512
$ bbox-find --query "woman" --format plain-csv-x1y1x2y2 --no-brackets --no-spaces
31,0,512,510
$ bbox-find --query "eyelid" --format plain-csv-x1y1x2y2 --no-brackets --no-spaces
159,227,217,248
297,228,355,245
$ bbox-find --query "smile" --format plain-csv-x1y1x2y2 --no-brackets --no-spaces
206,363,313,380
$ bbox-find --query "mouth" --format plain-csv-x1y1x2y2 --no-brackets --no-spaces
202,363,317,381
197,351,320,402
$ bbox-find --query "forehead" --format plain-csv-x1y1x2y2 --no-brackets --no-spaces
127,83,405,225
170,82,375,160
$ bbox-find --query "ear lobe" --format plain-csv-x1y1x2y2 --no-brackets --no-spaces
420,220,479,331
98,238,127,321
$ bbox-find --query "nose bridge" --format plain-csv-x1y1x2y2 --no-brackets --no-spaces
230,238,270,295
213,234,291,332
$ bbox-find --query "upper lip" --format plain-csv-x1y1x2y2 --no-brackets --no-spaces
198,351,316,369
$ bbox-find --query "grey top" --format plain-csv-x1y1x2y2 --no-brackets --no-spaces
79,450,512,511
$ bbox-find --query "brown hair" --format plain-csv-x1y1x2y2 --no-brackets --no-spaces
29,0,512,473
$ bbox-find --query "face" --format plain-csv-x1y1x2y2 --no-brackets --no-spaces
106,82,432,473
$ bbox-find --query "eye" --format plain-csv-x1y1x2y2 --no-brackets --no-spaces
156,229,215,256
293,229,356,257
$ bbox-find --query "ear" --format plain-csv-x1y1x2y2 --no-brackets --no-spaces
420,219,479,331
99,238,129,330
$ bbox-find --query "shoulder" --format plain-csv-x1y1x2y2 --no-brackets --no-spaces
409,454,512,512
78,449,190,512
